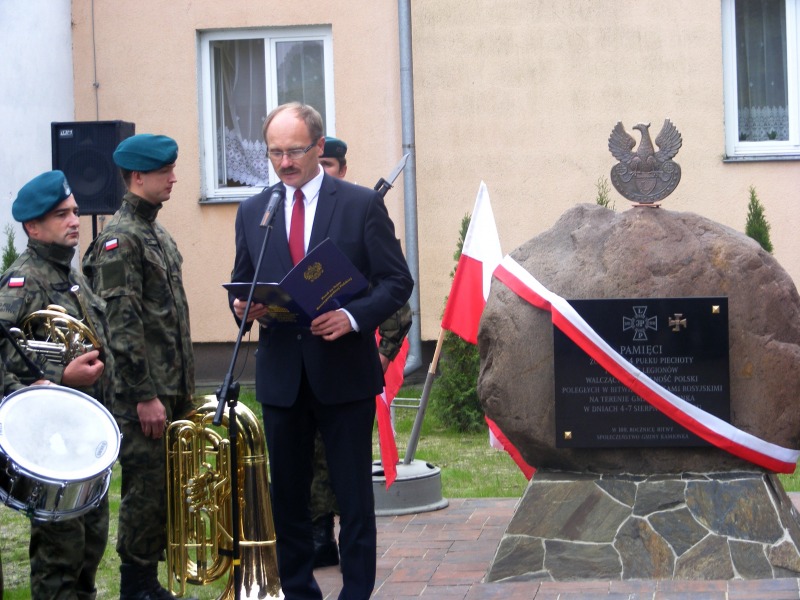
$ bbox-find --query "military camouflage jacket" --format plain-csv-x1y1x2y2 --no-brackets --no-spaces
0,361,15,397
0,239,114,407
377,301,412,361
82,192,194,416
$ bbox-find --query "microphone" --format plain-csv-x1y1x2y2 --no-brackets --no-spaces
260,187,285,228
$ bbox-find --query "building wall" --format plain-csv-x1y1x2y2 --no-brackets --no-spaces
0,0,74,254
70,1,800,345
411,0,800,339
69,1,403,344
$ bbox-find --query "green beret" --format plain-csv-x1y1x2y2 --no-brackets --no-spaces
322,136,347,159
12,170,72,222
113,133,178,171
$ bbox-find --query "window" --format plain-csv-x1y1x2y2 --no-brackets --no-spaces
198,27,335,201
722,0,800,159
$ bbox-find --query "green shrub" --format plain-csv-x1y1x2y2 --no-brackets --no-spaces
745,186,773,253
595,175,615,210
430,214,484,432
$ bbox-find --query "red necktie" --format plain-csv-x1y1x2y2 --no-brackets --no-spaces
289,189,305,265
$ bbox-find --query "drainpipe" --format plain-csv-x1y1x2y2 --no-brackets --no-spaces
398,0,422,376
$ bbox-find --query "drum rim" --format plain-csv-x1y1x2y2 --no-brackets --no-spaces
0,384,120,480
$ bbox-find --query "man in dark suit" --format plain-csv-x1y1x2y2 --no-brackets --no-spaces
230,102,413,599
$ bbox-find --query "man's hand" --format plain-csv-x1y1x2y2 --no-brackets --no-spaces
137,396,168,439
311,310,353,341
61,349,104,387
233,298,268,323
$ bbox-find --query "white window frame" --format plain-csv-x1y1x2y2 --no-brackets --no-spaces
197,26,335,202
722,0,800,159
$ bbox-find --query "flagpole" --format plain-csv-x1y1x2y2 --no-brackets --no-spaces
403,327,446,464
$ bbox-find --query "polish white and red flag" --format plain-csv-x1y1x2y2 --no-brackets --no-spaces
375,336,410,488
440,182,535,479
440,181,502,345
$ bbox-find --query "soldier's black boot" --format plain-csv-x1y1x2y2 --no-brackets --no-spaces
312,512,340,568
119,563,199,600
119,564,144,599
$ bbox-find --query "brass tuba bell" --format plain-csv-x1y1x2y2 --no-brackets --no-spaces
9,286,102,365
166,397,283,599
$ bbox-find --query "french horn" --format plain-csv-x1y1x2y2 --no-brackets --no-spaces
9,285,102,365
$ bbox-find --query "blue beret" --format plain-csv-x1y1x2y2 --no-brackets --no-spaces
12,170,72,222
322,136,347,159
113,134,178,171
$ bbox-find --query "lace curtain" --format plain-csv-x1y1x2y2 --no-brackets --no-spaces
222,127,270,187
738,105,789,141
216,40,270,187
735,0,789,141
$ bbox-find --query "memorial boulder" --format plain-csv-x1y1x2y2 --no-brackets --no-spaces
479,203,800,474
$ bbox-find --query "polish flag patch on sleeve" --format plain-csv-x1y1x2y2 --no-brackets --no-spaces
7,277,25,288
104,239,119,252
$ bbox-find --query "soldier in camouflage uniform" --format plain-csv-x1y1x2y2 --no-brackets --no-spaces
311,138,413,568
0,170,114,600
82,135,196,600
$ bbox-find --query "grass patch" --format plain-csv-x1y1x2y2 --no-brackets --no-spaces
385,386,529,498
779,470,800,494
0,385,527,597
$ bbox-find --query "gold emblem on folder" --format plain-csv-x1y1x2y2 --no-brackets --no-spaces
304,262,323,282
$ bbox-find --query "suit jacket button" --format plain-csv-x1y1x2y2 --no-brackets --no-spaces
297,333,302,341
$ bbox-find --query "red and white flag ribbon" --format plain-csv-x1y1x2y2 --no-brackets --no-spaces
493,255,799,474
375,336,409,488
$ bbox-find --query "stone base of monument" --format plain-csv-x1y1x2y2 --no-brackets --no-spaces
486,470,800,582
372,459,449,516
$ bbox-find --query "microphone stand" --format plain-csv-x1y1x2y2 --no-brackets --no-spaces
213,187,283,600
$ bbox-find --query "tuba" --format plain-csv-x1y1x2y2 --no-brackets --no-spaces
166,397,283,599
8,285,102,365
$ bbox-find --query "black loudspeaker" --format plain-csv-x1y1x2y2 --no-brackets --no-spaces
51,120,135,215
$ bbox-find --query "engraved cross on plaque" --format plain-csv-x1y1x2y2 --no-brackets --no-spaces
622,306,657,341
669,313,687,332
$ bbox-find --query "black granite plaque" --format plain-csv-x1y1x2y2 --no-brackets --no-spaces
554,297,729,448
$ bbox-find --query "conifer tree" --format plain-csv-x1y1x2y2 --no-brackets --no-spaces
745,186,773,254
1,224,20,273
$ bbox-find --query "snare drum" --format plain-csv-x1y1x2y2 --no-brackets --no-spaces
0,385,121,521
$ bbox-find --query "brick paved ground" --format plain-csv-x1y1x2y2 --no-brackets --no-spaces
313,496,800,599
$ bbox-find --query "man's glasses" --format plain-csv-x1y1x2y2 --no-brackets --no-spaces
267,142,316,162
